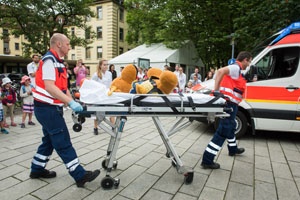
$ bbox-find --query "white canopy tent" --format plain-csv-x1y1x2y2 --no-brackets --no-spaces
109,41,203,74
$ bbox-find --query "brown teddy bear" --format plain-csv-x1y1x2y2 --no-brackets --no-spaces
108,64,137,95
135,68,178,94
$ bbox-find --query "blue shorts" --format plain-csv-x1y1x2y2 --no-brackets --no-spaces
0,109,3,122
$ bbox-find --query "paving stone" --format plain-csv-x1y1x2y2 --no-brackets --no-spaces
206,169,230,191
231,160,254,186
120,173,158,199
117,153,144,171
147,158,171,176
283,149,300,162
255,155,272,171
0,149,22,162
153,167,184,194
0,179,47,200
255,168,274,184
275,177,300,200
255,180,277,200
18,194,40,200
32,175,74,199
199,187,225,200
141,188,173,200
111,195,131,200
0,164,27,180
254,145,269,157
172,192,197,200
49,186,92,200
118,164,147,187
272,162,293,180
224,181,253,200
136,151,163,168
131,142,158,157
0,176,21,191
288,161,300,177
179,172,208,197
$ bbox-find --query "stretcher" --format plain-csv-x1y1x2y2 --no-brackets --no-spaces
71,92,230,189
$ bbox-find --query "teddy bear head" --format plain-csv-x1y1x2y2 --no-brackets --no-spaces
156,70,178,94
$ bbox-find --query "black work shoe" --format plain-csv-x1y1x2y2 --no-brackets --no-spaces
201,162,220,169
94,128,98,135
229,147,245,156
76,170,100,188
30,169,57,179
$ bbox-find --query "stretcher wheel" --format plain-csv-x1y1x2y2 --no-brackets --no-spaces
101,176,120,189
78,117,86,124
171,160,176,167
184,172,194,184
73,124,82,132
102,160,107,169
102,160,118,170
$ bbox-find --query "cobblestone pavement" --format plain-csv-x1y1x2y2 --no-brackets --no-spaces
1,109,300,200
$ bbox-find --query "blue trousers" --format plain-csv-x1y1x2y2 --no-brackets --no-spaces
202,102,238,165
31,102,85,181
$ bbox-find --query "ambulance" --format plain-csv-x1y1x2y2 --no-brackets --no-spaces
201,22,300,138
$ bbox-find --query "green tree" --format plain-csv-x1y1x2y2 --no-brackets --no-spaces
125,0,300,69
0,0,95,57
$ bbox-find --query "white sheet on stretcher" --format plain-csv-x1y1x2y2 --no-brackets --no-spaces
79,79,226,105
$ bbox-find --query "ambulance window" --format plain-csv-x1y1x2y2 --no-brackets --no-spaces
254,47,300,80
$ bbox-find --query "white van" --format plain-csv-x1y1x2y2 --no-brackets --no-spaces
197,22,300,138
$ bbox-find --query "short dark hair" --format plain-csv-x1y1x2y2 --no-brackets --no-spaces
32,54,39,58
236,51,252,62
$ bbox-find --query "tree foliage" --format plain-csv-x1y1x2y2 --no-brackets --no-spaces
0,0,95,57
125,0,300,69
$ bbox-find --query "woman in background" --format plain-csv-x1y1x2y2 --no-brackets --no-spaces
91,59,114,135
109,64,117,80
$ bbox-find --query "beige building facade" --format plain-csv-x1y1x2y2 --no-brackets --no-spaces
67,0,130,76
0,0,131,76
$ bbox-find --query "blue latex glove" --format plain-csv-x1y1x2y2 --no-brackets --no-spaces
68,100,83,112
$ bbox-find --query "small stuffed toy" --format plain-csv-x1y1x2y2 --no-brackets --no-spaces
108,64,137,95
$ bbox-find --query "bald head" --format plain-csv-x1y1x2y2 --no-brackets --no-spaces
50,33,70,58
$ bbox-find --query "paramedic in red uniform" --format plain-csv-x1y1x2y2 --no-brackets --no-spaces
201,51,252,169
29,33,100,187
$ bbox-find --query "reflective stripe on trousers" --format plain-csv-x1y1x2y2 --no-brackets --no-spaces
202,103,238,165
31,104,85,181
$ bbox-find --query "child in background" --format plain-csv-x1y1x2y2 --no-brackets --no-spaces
19,75,35,128
1,77,17,127
0,86,9,134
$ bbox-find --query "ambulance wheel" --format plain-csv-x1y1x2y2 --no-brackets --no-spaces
73,124,82,132
101,176,114,189
235,111,248,139
184,172,194,184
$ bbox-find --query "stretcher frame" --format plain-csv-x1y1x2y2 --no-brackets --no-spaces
72,93,230,189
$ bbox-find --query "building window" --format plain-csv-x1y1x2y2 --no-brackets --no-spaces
119,47,124,55
119,28,124,41
71,27,75,36
97,6,103,20
119,8,124,21
15,43,19,50
86,47,92,59
97,46,103,59
3,29,9,35
71,54,76,60
97,26,102,39
3,42,10,54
